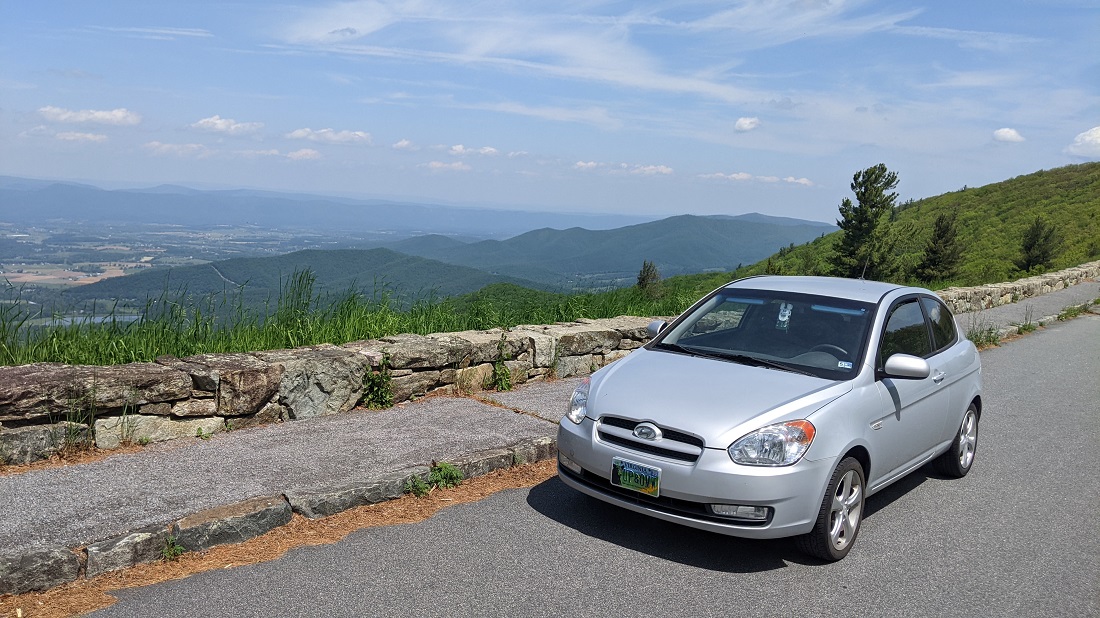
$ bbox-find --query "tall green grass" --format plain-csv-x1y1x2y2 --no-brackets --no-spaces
1,270,704,367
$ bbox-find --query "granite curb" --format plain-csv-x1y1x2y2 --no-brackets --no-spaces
0,437,557,596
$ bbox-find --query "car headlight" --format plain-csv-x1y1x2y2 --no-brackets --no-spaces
728,420,816,466
566,378,590,424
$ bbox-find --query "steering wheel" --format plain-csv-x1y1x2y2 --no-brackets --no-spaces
810,344,850,358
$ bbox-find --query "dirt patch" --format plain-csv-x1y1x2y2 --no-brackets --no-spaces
0,445,149,478
0,459,559,618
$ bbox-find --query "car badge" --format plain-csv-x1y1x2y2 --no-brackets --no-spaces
633,422,663,441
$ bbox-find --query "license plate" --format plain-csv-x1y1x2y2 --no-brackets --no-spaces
611,457,661,497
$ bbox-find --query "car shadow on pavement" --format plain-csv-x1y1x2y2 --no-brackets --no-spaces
526,476,796,573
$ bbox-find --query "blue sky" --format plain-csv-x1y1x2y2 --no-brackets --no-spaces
2,1,1098,223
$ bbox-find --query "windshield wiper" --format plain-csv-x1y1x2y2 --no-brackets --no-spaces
704,352,817,376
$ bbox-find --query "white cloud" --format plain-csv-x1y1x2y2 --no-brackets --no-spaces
575,161,600,170
424,161,471,171
144,141,208,157
286,128,372,144
236,149,282,158
449,144,498,156
192,115,263,135
701,171,810,186
992,128,1025,143
508,151,528,158
735,117,761,132
55,132,107,142
392,138,418,151
630,164,673,176
91,26,213,40
39,105,141,125
287,148,322,160
1066,126,1100,158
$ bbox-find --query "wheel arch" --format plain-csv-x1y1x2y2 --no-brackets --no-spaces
841,444,871,481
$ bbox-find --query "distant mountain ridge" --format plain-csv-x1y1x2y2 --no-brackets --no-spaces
64,248,549,306
384,213,836,287
0,176,657,239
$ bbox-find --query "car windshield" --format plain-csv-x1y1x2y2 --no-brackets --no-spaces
653,288,875,380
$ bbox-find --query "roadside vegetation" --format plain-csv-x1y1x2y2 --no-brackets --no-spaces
2,163,1097,367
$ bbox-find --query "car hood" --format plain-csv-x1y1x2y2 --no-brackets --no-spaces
589,348,853,448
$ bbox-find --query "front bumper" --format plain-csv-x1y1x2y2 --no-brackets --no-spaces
557,417,835,540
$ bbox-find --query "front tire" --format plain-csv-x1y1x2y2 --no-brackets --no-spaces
796,457,865,561
933,403,978,478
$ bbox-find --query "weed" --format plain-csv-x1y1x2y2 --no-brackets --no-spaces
161,536,185,562
138,436,152,446
404,475,430,498
1016,305,1038,335
196,427,213,440
965,313,1001,348
1058,303,1090,321
361,352,394,409
405,462,466,497
487,332,512,391
428,461,464,489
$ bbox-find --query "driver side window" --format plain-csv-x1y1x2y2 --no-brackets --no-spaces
879,299,931,365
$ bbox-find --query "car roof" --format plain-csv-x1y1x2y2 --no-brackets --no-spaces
724,275,912,304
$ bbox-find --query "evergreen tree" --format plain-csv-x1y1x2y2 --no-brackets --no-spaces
915,211,963,283
636,260,661,297
830,164,900,280
1015,216,1060,272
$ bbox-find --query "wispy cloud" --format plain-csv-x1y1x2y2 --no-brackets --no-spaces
448,144,497,156
392,138,418,151
287,127,372,144
39,105,141,125
287,148,322,160
423,161,472,171
192,115,263,135
91,26,213,40
700,171,813,186
55,132,108,142
471,102,622,130
144,141,209,157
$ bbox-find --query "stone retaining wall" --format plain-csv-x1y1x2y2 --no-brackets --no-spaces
1,261,1097,466
0,316,650,465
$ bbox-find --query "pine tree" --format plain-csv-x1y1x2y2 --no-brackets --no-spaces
915,211,963,283
1015,216,1060,272
830,164,900,280
636,260,661,297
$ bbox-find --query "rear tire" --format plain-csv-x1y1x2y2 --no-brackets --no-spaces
933,403,978,478
796,457,865,561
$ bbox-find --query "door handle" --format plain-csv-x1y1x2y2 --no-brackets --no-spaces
933,371,946,384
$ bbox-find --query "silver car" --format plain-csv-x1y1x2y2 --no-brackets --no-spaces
557,275,982,561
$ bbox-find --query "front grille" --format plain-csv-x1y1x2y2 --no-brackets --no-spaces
561,466,771,527
597,416,705,463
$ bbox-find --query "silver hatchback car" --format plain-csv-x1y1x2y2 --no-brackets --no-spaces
557,275,982,561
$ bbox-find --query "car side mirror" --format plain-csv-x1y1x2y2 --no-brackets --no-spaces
880,353,931,380
646,320,668,339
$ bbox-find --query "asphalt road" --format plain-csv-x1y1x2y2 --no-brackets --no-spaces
93,314,1100,618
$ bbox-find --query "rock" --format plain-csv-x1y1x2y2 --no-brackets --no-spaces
139,402,172,416
0,546,80,595
231,402,290,430
555,354,599,378
0,422,88,465
254,345,368,420
510,328,559,368
174,353,284,416
287,467,427,518
511,436,557,465
170,398,217,417
173,495,292,552
391,370,440,402
453,363,493,393
378,334,470,369
446,330,526,365
85,524,172,578
94,414,224,449
0,362,191,423
451,448,514,478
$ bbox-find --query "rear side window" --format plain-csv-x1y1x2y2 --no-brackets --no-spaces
879,299,931,363
921,296,958,353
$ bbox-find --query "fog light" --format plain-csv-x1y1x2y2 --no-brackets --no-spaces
711,504,769,521
559,453,583,475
